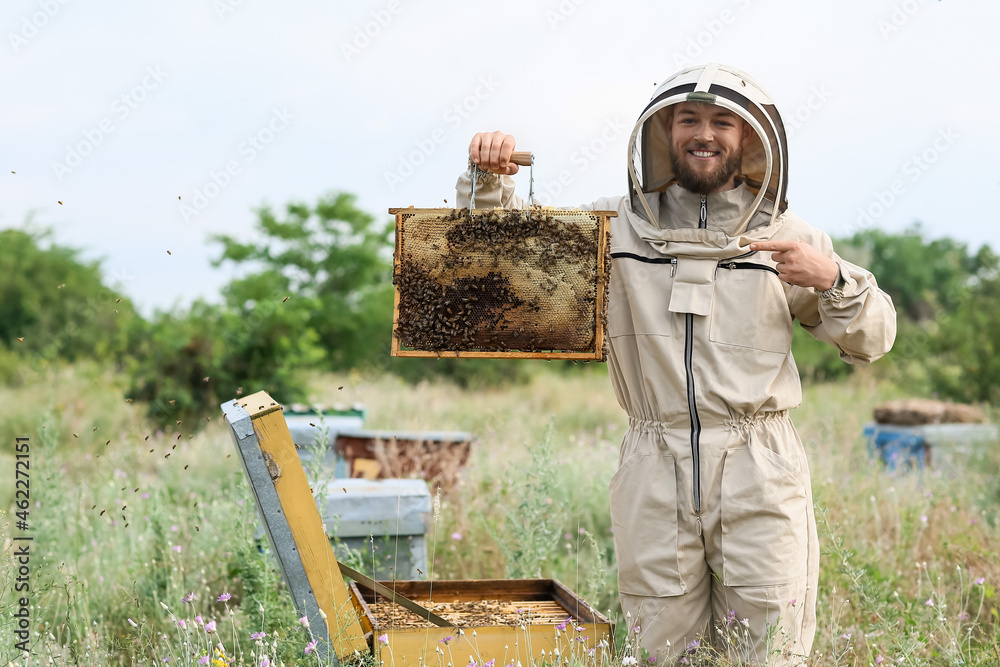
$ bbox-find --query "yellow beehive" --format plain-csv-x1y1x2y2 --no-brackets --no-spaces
351,579,613,667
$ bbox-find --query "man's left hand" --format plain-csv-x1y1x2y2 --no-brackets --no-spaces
749,240,840,291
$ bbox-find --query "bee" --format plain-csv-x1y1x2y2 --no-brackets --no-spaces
167,250,172,255
58,200,63,205
16,337,23,342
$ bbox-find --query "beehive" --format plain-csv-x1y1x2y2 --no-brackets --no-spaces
350,579,613,667
390,207,615,360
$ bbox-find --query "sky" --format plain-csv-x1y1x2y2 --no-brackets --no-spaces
2,0,997,314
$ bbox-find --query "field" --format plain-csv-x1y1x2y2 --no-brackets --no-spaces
1,363,998,666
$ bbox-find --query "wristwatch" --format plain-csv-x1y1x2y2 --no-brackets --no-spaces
817,268,846,301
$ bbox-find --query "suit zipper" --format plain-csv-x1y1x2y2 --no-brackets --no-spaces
686,196,707,514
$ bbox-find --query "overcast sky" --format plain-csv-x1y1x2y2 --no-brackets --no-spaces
2,0,997,313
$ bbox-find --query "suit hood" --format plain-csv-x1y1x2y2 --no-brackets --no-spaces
627,63,789,237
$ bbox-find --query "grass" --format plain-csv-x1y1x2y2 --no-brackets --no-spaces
1,362,998,665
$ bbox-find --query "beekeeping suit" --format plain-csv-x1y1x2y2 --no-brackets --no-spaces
456,63,896,665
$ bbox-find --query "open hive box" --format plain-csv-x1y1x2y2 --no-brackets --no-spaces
390,206,615,360
351,579,612,667
222,390,613,665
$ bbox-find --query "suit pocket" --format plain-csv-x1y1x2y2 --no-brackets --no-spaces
710,266,792,354
609,451,683,596
720,439,808,586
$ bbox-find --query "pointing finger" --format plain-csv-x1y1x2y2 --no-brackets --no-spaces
750,241,796,252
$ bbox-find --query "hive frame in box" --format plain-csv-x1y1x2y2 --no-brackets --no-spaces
389,207,616,360
222,390,614,666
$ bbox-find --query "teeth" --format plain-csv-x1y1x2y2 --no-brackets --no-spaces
692,150,716,157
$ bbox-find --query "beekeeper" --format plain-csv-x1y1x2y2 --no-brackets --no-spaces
456,63,896,665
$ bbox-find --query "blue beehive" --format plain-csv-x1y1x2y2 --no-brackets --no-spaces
863,423,929,471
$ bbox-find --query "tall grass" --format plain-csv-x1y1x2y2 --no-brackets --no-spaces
1,363,998,665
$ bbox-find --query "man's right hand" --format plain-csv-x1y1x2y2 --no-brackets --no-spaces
469,131,518,175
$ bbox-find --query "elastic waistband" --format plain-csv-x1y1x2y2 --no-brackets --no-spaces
725,410,790,431
627,410,791,434
627,417,675,433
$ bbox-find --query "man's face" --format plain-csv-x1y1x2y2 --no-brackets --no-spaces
666,102,751,196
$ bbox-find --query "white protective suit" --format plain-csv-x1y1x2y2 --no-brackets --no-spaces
456,64,897,665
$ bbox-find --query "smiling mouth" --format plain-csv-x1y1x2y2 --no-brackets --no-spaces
689,150,719,159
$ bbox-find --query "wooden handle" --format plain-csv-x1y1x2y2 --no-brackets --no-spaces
510,151,532,166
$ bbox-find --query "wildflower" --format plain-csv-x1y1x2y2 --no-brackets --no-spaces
920,515,928,524
452,532,462,540
841,633,851,640
925,599,934,607
741,618,749,627
178,619,187,630
205,620,217,634
128,618,138,628
217,592,232,602
182,592,195,603
439,635,454,645
622,657,638,666
250,632,266,641
484,660,495,667
199,657,209,665
555,620,568,631
304,639,318,655
195,616,204,625
975,577,985,585
576,626,585,632
299,616,310,629
875,655,884,665
647,657,657,664
788,598,797,606
378,634,389,645
260,658,270,667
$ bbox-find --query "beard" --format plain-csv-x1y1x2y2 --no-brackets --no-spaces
668,141,743,196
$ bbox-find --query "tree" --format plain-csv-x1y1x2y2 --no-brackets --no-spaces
211,192,395,369
0,225,137,384
843,224,998,321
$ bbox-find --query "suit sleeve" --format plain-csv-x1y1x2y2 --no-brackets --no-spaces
786,231,897,365
455,170,525,209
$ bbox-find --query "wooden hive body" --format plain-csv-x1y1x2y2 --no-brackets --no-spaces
352,579,612,667
222,390,614,666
